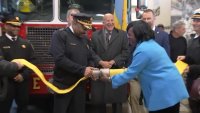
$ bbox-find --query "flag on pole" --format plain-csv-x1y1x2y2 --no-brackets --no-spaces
114,0,128,31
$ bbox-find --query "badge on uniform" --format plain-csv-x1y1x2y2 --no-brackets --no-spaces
21,45,26,48
3,46,10,49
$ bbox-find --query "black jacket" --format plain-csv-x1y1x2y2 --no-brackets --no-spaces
0,60,18,77
49,28,95,88
185,35,200,91
0,60,19,101
0,35,34,80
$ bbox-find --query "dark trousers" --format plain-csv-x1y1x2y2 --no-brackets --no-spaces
0,80,29,113
188,98,200,113
53,86,86,113
149,103,180,113
91,103,122,113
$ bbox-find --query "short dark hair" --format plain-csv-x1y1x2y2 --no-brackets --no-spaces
126,21,134,32
143,9,155,16
157,24,164,29
129,20,154,43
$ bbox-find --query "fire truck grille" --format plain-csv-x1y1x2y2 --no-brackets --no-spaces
27,26,62,72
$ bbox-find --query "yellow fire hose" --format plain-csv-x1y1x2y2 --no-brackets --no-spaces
12,59,187,94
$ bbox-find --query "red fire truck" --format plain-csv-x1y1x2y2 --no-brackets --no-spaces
0,0,113,94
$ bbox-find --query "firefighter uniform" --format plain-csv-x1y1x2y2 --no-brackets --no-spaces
0,15,34,113
49,13,94,113
0,49,19,77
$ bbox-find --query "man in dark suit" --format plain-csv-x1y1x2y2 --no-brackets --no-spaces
90,13,130,113
0,15,34,113
141,9,170,56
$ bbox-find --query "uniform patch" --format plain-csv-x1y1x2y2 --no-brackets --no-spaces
3,46,10,49
70,43,77,46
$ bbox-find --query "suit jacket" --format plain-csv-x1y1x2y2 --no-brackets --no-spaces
154,27,170,56
91,28,130,68
90,28,130,103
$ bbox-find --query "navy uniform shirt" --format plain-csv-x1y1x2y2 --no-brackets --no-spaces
0,35,34,80
49,27,94,87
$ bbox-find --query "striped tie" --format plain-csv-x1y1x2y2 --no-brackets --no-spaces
106,32,111,43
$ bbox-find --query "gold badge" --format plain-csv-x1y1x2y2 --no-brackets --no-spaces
21,45,26,48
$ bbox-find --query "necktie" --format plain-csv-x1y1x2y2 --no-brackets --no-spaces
106,32,111,43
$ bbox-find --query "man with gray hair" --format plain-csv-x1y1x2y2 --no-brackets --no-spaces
66,4,80,27
169,20,187,62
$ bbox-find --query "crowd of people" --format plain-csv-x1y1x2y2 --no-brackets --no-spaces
0,3,200,113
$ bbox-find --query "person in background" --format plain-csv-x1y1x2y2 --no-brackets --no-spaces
169,20,187,63
177,8,200,113
90,13,130,113
0,15,35,113
49,13,95,113
126,22,147,113
141,9,170,56
66,4,80,27
101,20,189,113
157,24,165,31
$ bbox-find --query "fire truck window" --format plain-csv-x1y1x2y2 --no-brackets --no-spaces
59,0,113,22
0,0,53,22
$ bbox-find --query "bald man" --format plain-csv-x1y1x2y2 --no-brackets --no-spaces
90,13,130,113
